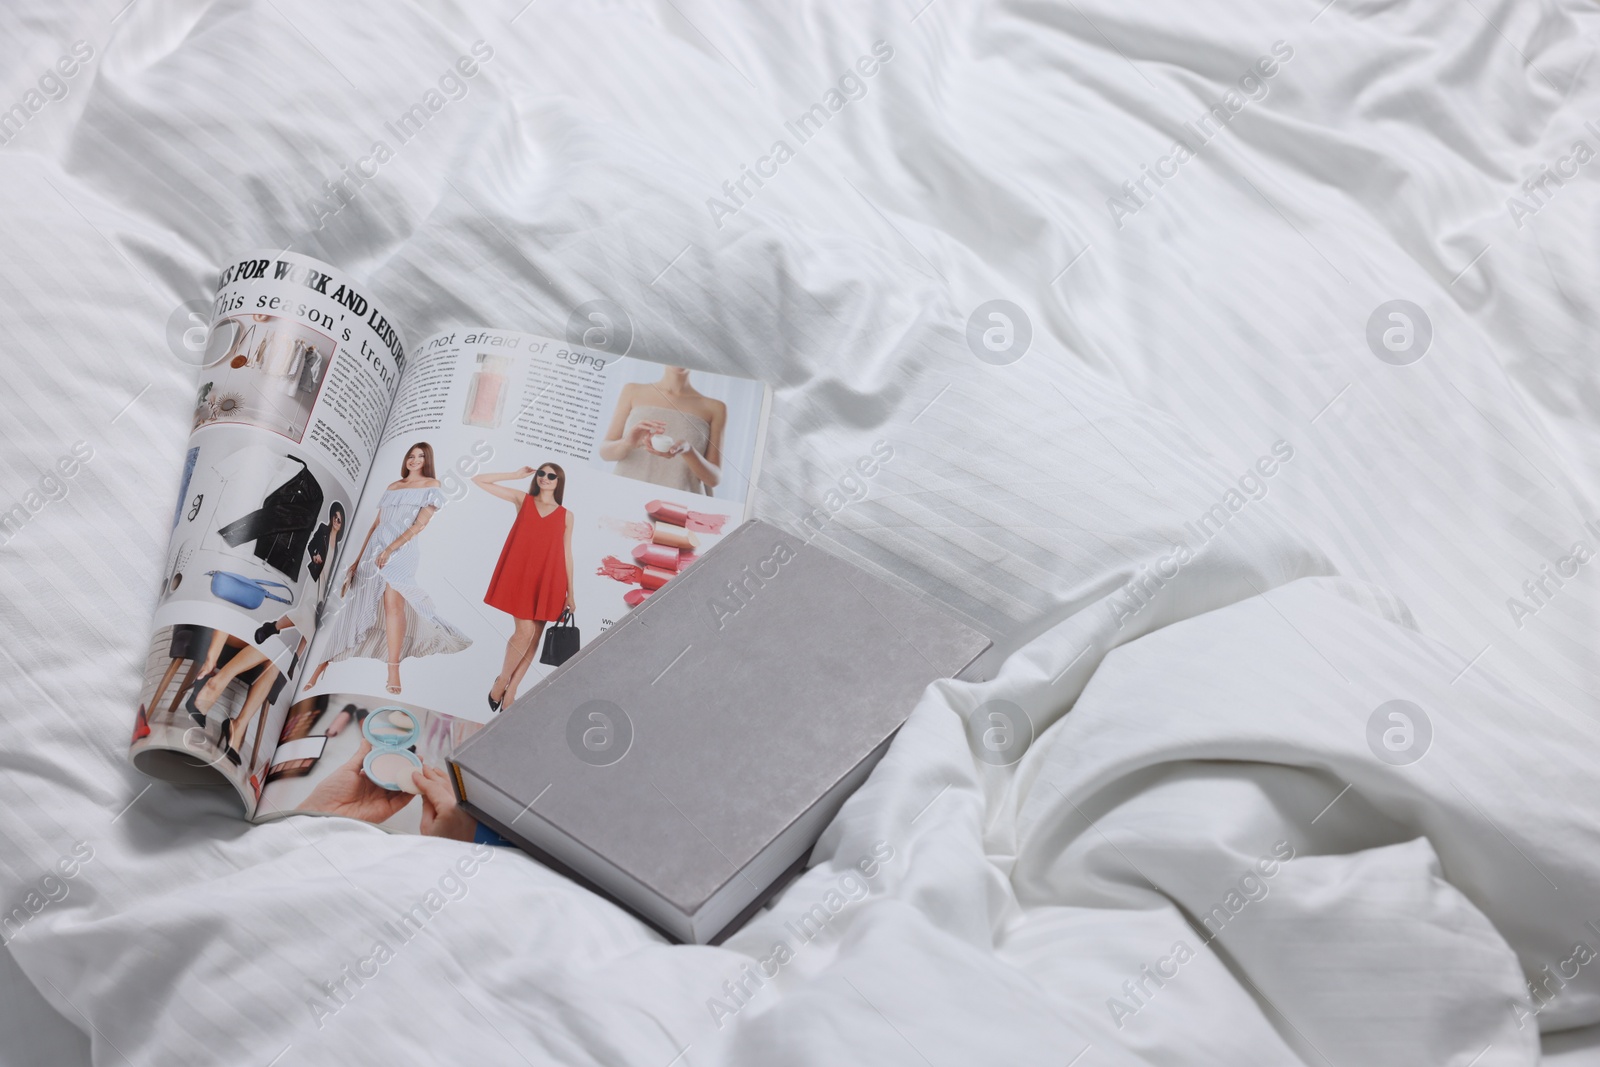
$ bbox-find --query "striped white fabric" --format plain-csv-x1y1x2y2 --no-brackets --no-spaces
1,0,1597,1064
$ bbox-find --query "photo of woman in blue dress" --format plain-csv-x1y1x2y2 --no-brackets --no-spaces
305,442,471,695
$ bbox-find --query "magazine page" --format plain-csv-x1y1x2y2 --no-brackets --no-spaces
257,329,770,838
129,251,407,817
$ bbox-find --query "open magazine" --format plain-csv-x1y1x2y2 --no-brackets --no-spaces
130,251,771,840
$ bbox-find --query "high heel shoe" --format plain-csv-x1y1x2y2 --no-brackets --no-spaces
254,621,279,644
219,721,243,766
186,669,218,726
385,661,402,695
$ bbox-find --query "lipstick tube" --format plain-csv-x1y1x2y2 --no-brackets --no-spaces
632,542,682,571
651,520,698,551
640,565,675,591
645,499,689,526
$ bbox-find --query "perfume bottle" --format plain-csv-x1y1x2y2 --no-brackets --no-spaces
463,354,512,428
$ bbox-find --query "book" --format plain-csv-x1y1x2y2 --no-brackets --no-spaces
449,519,992,943
128,250,772,842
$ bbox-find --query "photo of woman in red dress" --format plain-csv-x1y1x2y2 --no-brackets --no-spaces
474,461,575,712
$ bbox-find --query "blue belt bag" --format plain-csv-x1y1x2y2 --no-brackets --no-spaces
205,570,293,610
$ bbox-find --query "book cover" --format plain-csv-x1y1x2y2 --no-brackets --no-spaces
450,519,991,942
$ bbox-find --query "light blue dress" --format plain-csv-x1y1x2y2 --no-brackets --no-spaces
316,486,471,665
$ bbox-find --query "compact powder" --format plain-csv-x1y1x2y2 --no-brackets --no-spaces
367,709,416,740
368,751,421,793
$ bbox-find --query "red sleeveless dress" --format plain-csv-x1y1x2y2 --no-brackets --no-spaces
484,500,568,621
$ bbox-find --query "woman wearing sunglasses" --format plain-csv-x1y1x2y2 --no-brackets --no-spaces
474,462,575,711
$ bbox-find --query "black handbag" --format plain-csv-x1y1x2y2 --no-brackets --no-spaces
539,609,580,667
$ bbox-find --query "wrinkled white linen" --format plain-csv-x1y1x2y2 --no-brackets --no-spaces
2,0,1599,1064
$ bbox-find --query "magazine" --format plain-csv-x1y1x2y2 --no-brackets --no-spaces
129,250,771,840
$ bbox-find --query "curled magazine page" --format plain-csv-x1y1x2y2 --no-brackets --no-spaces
129,251,406,816
259,328,770,836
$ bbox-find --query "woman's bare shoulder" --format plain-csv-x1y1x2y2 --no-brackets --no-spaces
686,394,726,422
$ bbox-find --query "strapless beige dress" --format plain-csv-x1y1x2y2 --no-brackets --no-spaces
613,404,712,494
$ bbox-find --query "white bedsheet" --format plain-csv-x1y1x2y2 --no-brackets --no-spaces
3,0,1599,1064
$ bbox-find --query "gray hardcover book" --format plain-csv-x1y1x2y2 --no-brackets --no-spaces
449,519,991,944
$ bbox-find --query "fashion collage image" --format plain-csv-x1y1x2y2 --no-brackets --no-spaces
191,312,336,442
133,420,350,797
131,296,769,831
257,331,769,833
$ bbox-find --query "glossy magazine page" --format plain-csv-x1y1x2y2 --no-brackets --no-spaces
255,328,770,839
129,251,407,816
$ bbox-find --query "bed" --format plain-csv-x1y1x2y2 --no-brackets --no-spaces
3,0,1599,1063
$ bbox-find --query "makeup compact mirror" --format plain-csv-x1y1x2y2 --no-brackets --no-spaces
361,706,422,793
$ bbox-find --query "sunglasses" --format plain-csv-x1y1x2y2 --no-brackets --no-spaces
534,470,558,481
